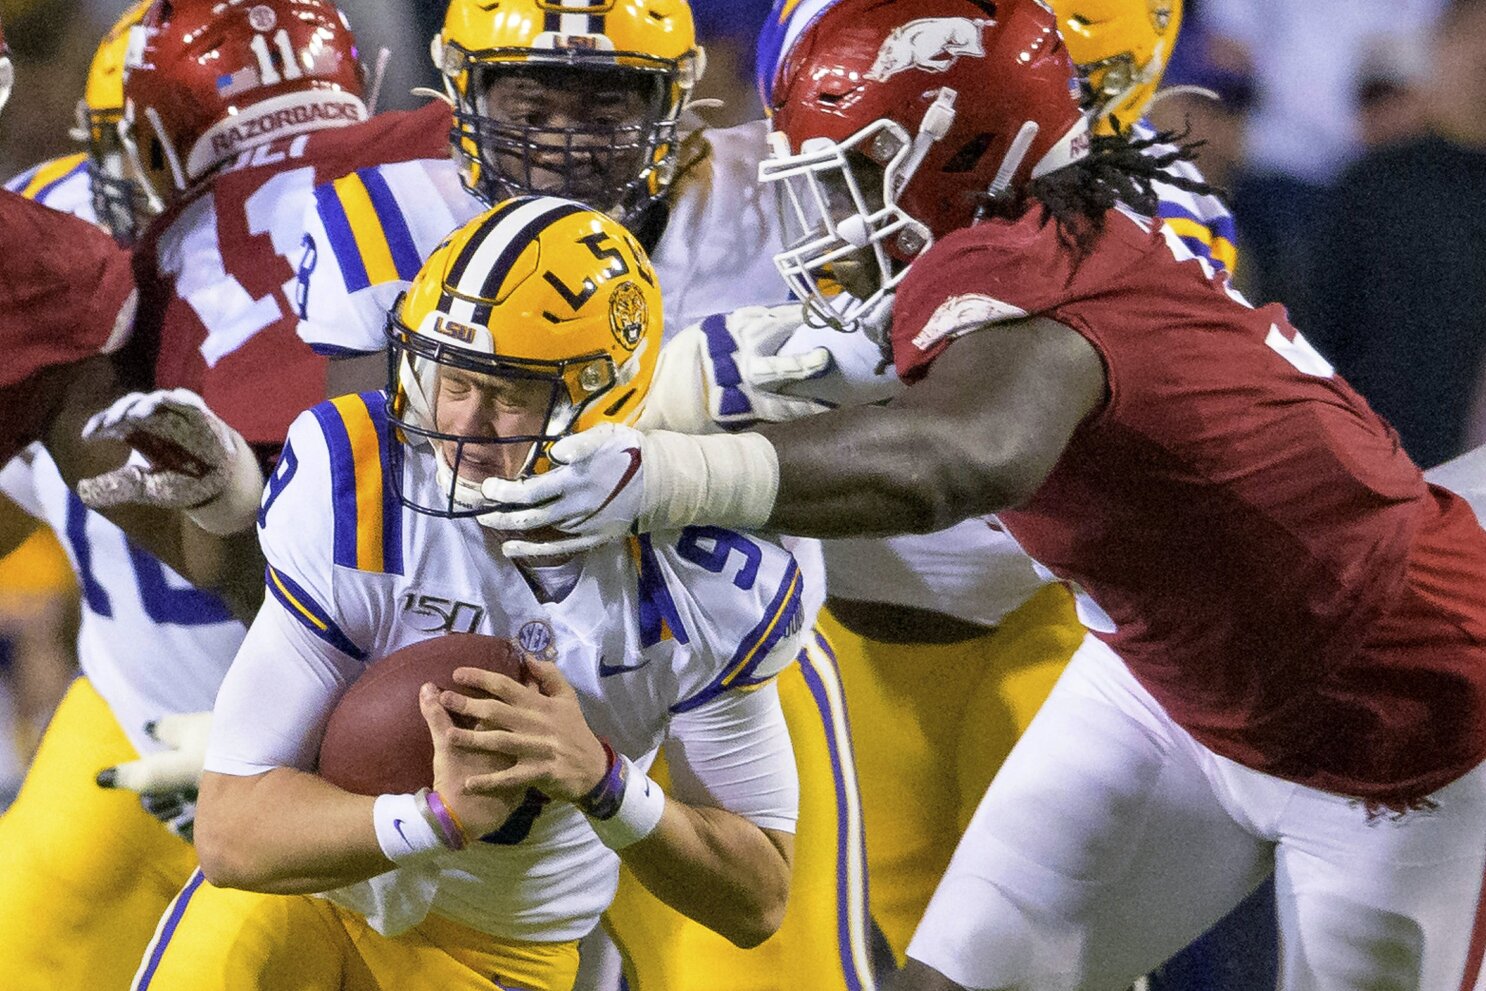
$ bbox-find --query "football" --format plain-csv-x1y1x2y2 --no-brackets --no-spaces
317,633,528,796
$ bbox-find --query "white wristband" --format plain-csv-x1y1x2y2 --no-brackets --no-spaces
639,431,779,532
373,793,444,864
187,430,266,536
585,757,667,851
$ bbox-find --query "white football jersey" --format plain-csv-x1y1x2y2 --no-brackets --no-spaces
0,447,246,751
295,119,792,357
207,391,807,942
4,154,97,224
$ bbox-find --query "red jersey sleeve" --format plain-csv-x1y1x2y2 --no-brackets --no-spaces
0,190,135,391
892,211,1077,383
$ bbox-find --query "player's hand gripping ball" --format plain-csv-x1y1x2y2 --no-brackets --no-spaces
318,634,529,796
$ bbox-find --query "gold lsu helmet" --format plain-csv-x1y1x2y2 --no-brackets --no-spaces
435,0,704,226
1053,0,1183,134
388,195,662,518
74,1,153,242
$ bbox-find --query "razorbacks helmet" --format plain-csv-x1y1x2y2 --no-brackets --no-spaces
1053,0,1182,134
436,0,704,225
758,0,1089,331
388,196,662,518
122,0,367,203
77,2,152,243
0,14,13,117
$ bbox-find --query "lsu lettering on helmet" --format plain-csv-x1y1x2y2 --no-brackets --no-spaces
757,0,1090,331
436,0,704,224
0,14,13,116
77,2,152,243
388,196,662,518
122,0,367,204
1053,0,1182,134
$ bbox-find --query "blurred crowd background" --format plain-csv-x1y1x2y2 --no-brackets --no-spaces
0,0,1480,896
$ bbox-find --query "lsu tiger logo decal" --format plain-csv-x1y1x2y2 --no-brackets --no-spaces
609,280,647,350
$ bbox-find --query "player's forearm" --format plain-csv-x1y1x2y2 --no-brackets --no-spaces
619,803,792,948
195,768,393,894
756,404,1018,537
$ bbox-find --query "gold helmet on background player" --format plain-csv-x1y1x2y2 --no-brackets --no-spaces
436,0,704,225
388,195,662,518
75,1,151,243
1052,0,1183,134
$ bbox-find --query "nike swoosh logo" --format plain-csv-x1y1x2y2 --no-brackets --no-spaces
575,448,642,526
598,654,652,677
393,818,412,848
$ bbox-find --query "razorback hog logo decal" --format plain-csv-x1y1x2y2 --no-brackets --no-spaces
865,17,994,82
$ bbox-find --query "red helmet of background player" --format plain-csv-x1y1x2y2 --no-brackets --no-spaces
123,0,366,203
757,0,1090,331
0,13,13,116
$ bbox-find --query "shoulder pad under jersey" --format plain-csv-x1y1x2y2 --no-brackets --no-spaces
628,527,807,713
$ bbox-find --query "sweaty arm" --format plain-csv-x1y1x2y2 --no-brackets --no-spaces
617,682,798,949
194,601,391,894
759,316,1106,537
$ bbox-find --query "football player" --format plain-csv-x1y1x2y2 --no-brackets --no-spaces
294,3,873,988
82,0,453,803
655,0,1232,966
0,7,269,988
136,200,808,991
475,2,1486,988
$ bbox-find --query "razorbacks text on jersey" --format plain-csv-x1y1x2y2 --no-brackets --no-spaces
136,101,450,451
892,199,1486,805
205,391,805,941
4,152,96,223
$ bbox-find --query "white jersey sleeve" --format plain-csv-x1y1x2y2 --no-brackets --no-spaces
664,680,799,832
1136,121,1239,276
255,402,379,662
208,400,388,774
295,158,481,356
642,526,809,714
4,154,98,224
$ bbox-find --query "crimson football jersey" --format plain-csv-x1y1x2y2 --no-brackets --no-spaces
136,101,450,450
893,207,1486,805
0,189,135,462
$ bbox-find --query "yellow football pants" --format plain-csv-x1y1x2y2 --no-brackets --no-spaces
132,871,581,991
606,632,875,990
820,583,1083,964
0,676,198,991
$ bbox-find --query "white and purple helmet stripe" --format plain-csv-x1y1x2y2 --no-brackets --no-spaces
754,0,841,112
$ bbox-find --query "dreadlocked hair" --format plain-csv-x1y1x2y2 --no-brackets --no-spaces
978,123,1224,257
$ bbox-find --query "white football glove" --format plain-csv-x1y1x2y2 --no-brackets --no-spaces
95,711,212,795
479,424,649,556
636,304,833,434
479,424,779,558
77,389,265,535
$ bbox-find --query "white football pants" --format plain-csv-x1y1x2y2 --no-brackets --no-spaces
908,635,1486,991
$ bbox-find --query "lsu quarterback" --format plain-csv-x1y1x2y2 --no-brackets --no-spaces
133,199,807,991
294,3,874,988
0,1,440,987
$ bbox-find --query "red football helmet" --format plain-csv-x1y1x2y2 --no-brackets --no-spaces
0,14,13,117
758,0,1090,331
122,0,367,203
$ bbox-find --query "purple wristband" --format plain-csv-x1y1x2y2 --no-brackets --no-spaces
423,789,468,851
578,740,627,821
